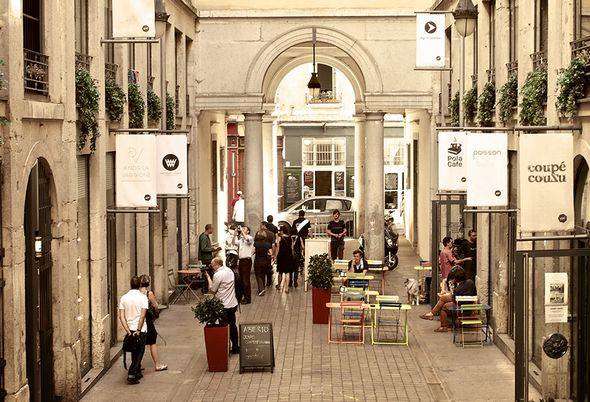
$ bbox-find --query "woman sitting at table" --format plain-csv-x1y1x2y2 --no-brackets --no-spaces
348,249,368,274
419,266,476,332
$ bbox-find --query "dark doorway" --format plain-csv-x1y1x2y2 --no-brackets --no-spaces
24,160,54,402
314,171,331,196
106,152,118,347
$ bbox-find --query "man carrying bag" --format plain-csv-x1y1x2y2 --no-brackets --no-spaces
119,276,148,384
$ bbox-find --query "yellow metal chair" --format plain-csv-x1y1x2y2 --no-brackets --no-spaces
371,296,409,345
458,304,485,347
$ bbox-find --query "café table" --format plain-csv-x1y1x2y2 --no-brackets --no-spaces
176,268,204,302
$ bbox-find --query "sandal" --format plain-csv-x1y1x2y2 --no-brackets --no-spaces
419,314,434,321
155,365,168,371
434,327,450,333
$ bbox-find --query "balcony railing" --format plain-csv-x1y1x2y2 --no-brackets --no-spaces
24,49,49,95
75,52,92,71
572,36,590,60
486,68,496,83
105,62,118,82
128,69,139,84
308,90,341,104
531,51,547,70
175,85,180,115
471,74,478,87
506,60,518,77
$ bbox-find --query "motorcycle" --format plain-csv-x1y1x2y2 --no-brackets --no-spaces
357,219,399,270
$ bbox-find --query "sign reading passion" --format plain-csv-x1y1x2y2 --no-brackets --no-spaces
415,13,446,69
112,0,156,38
116,134,157,208
519,133,574,232
156,135,188,195
466,133,508,207
438,131,468,191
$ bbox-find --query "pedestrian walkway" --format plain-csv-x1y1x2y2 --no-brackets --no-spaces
82,240,525,402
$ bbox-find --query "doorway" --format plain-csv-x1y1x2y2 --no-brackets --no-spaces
24,160,54,402
314,171,332,196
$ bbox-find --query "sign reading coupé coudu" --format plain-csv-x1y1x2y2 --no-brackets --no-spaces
112,0,156,38
415,13,446,69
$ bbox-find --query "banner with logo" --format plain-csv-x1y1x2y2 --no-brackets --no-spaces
116,134,157,208
156,134,188,195
112,0,156,38
438,131,468,191
519,133,574,232
466,133,508,206
416,13,446,68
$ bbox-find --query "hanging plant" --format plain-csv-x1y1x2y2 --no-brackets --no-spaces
477,81,496,127
105,78,125,122
147,89,162,122
520,67,547,126
449,91,460,127
166,93,175,130
128,82,145,129
498,74,518,125
463,86,478,126
556,56,589,120
75,67,100,151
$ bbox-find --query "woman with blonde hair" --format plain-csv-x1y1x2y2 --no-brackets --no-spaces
139,275,168,371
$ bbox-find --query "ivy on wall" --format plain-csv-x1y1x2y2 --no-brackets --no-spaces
128,82,145,129
556,56,589,120
147,89,163,122
75,68,100,151
166,93,175,130
519,68,547,126
463,86,478,126
105,78,125,122
449,91,460,127
498,74,518,125
477,81,496,127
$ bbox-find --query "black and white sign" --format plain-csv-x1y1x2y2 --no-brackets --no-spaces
416,13,446,69
116,134,157,208
156,135,188,195
112,0,156,38
466,133,508,206
519,133,574,232
239,323,274,373
438,131,468,191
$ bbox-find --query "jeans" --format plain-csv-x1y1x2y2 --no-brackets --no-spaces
238,258,252,302
128,333,146,381
330,241,344,260
224,306,239,352
254,259,269,293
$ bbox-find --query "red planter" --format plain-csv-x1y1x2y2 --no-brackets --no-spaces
203,324,229,372
312,287,331,324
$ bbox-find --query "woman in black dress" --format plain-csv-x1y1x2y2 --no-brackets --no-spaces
275,225,296,293
139,275,167,371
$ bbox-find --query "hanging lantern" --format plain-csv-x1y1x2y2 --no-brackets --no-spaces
307,28,321,99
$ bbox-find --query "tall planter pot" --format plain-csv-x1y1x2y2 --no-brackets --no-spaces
312,287,331,324
203,324,229,372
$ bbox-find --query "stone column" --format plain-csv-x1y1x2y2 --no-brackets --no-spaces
364,112,385,260
354,114,366,236
262,115,277,219
244,113,265,228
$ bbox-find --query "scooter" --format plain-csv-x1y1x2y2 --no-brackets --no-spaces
358,220,399,271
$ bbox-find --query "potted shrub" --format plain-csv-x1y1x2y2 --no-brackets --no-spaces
308,253,334,324
192,295,228,372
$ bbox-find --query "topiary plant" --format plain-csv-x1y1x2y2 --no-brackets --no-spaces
520,67,547,126
166,93,175,130
498,74,518,125
449,91,460,127
308,253,333,290
477,81,496,127
75,67,100,151
192,295,226,327
147,88,162,122
128,82,145,129
463,86,478,126
556,56,589,120
105,78,125,122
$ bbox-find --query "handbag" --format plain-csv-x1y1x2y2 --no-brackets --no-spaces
122,333,141,369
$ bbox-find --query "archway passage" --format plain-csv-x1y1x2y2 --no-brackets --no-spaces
24,160,54,402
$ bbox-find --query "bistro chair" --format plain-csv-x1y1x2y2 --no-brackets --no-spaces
167,267,189,304
327,301,365,344
371,296,409,345
457,304,485,347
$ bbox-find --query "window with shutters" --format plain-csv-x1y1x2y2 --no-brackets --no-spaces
302,138,345,167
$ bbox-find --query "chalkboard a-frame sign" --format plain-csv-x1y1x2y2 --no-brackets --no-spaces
239,323,275,373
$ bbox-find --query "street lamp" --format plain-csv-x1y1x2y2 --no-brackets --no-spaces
452,0,478,126
307,28,321,100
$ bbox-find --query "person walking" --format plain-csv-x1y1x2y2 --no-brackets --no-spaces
261,222,277,287
232,192,245,226
233,226,254,304
326,209,347,260
253,230,273,296
205,257,240,354
275,225,296,293
118,276,148,384
139,275,168,372
290,210,311,288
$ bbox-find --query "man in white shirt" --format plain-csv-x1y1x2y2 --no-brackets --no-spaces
233,226,254,304
232,192,245,226
205,258,240,354
118,276,148,384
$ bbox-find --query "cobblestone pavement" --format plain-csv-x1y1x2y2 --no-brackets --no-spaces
82,240,523,401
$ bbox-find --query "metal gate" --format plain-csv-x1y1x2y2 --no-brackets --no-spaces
24,162,54,402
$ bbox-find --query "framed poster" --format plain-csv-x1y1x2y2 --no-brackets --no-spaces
116,134,157,207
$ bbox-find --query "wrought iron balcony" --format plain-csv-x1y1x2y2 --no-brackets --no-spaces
128,69,139,84
24,49,49,95
506,60,518,77
572,36,590,60
105,62,118,82
486,68,496,83
175,84,180,115
471,74,478,87
186,93,190,116
75,52,92,71
530,51,547,70
308,90,341,104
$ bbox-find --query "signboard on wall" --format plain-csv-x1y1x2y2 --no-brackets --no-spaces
519,133,574,232
466,133,508,207
284,168,302,207
112,0,156,38
544,273,569,324
438,131,468,191
156,135,188,195
415,13,446,69
116,134,157,208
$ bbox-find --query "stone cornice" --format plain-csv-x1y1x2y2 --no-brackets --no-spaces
197,9,417,19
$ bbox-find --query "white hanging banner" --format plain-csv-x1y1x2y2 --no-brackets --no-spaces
156,135,188,195
112,0,156,38
416,13,446,69
466,133,508,206
519,133,574,232
116,134,157,208
438,131,468,191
